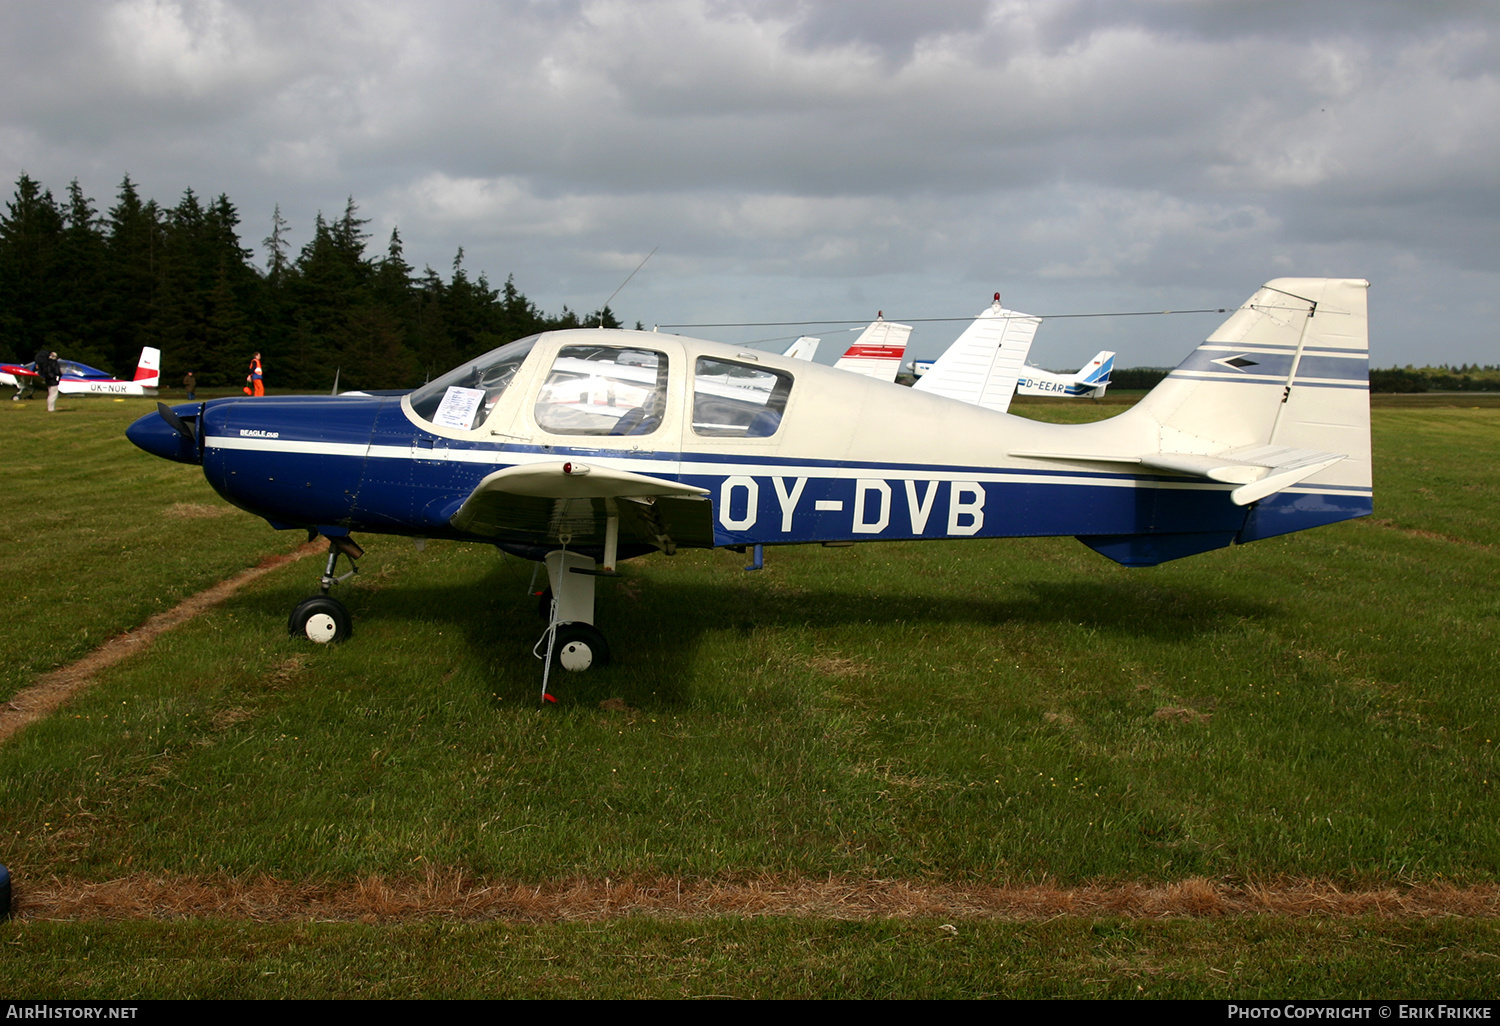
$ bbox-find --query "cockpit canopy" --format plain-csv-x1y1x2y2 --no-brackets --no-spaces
407,331,794,440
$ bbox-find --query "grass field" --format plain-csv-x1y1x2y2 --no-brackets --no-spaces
1,394,1497,998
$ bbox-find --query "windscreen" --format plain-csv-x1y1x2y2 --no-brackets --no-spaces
408,335,541,431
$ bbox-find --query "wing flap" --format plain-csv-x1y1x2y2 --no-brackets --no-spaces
449,461,714,550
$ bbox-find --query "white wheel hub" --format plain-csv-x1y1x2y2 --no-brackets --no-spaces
558,641,594,671
304,613,339,643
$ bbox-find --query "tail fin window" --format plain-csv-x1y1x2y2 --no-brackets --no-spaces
692,358,792,437
534,345,670,436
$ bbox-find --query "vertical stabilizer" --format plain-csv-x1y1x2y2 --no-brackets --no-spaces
782,336,821,361
1127,277,1372,539
134,347,162,387
834,317,912,383
912,295,1041,412
1074,351,1114,389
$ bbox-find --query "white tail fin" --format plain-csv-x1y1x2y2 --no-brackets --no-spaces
833,316,912,383
912,295,1040,412
133,347,161,387
782,336,821,361
1132,279,1369,461
1009,278,1371,564
1125,277,1370,538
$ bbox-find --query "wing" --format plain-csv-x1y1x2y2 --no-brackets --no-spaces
449,461,715,552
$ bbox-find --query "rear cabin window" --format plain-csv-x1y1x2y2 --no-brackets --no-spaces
692,357,792,437
534,345,670,436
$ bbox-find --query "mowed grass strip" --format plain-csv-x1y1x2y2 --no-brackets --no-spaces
0,399,306,703
19,872,1500,921
4,916,1497,999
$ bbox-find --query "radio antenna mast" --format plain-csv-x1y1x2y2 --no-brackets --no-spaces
599,247,657,326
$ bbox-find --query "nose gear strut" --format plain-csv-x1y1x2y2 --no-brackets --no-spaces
289,534,364,644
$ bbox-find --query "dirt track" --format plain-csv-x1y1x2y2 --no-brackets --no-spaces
0,540,324,745
15,873,1499,922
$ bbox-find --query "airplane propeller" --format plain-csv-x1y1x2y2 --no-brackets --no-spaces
156,401,195,442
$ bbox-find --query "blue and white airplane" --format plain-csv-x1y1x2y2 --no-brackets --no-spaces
127,278,1372,681
1017,351,1115,400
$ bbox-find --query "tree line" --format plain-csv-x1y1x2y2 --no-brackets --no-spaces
0,173,620,392
1368,365,1500,393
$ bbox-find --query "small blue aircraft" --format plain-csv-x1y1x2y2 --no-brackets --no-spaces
127,278,1372,682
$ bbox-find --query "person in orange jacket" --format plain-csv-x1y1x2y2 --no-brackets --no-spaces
245,352,264,396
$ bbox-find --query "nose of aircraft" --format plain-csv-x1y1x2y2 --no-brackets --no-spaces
126,404,200,464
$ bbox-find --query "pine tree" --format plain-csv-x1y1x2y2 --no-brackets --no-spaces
0,173,65,359
104,176,162,372
54,180,111,368
263,204,292,283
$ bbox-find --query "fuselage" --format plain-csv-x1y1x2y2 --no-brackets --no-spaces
1015,372,1104,398
126,326,1369,565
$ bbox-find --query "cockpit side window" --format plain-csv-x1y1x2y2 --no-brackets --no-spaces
534,346,670,436
692,358,792,437
408,335,540,431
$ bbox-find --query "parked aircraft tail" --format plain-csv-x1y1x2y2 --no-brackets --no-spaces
783,336,821,361
1074,351,1114,389
833,315,912,383
912,294,1041,412
1130,278,1370,498
133,347,161,388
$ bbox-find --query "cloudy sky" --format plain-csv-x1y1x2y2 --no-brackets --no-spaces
2,0,1496,367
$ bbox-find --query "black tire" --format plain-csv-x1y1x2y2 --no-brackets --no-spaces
289,595,352,644
550,623,610,672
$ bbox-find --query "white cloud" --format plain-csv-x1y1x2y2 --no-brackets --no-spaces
1,0,1498,363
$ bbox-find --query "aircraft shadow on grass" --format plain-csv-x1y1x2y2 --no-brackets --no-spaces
238,564,1277,707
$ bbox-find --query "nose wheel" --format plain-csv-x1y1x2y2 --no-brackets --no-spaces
289,595,352,643
289,535,362,644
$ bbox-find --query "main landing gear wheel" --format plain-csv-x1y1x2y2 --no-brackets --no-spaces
551,623,610,672
289,596,352,644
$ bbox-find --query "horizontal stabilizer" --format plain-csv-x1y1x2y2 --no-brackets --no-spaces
1010,444,1347,506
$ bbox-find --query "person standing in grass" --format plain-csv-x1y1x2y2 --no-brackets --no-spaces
183,370,196,400
38,350,63,412
245,352,263,397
